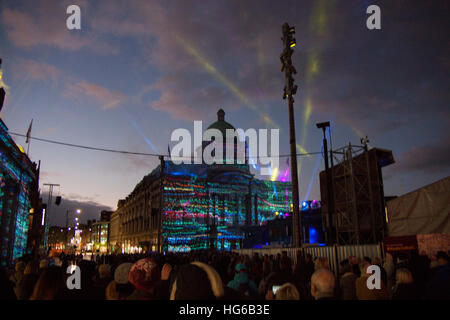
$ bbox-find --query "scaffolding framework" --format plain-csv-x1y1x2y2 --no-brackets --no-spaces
320,144,394,245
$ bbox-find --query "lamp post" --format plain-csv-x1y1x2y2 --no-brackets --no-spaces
316,121,335,244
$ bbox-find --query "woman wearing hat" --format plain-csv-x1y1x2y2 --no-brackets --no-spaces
105,262,134,300
127,258,161,300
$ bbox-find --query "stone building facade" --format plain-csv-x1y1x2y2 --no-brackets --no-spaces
109,109,293,253
109,179,162,253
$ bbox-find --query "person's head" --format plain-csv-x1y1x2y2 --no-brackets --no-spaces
306,254,312,262
372,257,382,266
436,251,449,265
363,256,372,265
314,257,329,270
113,262,134,299
105,281,119,300
275,283,300,300
311,268,335,299
15,261,25,273
39,259,49,270
128,258,160,294
346,256,356,265
340,259,349,267
340,263,352,275
395,268,413,285
359,262,370,276
115,262,133,285
30,266,63,300
98,264,111,279
170,262,224,300
24,261,39,276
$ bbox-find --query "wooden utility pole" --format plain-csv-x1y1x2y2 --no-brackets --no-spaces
280,23,301,247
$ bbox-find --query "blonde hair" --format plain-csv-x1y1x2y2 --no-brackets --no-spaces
395,268,413,284
24,261,39,275
314,257,330,270
105,281,119,300
275,283,300,300
30,267,62,300
15,261,25,272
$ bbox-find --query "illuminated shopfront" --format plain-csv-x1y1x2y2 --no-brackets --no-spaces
90,221,110,253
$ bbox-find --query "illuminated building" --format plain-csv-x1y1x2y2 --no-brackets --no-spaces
0,119,40,266
90,211,112,253
109,205,122,252
110,109,293,253
47,226,66,252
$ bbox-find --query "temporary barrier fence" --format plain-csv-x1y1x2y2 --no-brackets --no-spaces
233,243,383,277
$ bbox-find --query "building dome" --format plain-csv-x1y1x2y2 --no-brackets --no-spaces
206,109,235,137
201,108,248,166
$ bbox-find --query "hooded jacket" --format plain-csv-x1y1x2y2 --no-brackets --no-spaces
227,272,258,295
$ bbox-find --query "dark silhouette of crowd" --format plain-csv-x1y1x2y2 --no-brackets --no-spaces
1,249,449,300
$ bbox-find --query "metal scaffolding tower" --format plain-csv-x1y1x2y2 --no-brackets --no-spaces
320,144,394,245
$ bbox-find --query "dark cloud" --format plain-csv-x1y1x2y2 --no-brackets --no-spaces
394,137,450,174
1,0,117,54
40,192,113,227
4,0,448,126
303,0,450,127
2,0,449,201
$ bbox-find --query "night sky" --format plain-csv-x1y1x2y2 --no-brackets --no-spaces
0,0,448,226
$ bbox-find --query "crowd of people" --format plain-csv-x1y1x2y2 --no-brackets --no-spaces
0,249,449,300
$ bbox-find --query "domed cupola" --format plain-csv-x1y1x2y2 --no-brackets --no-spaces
206,108,236,138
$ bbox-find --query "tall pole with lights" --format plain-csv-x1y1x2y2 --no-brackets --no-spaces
281,23,301,247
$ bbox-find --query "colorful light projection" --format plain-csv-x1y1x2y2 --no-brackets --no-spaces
0,118,37,266
160,163,292,252
0,148,35,265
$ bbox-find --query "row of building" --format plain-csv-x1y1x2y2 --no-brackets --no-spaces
1,106,399,264
0,105,323,265
49,203,325,254
48,110,325,254
47,210,112,254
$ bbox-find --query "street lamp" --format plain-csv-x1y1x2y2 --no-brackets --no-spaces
65,209,82,249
